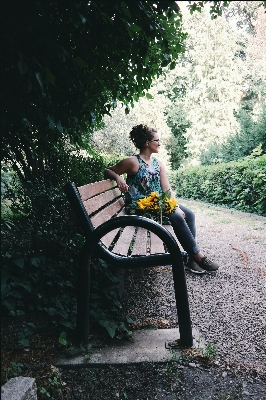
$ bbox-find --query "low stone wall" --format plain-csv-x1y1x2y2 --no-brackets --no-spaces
1,377,37,400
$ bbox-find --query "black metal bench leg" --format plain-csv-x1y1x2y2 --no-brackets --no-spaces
171,256,193,347
76,245,92,346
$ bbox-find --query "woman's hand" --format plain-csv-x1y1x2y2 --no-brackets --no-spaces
116,176,129,192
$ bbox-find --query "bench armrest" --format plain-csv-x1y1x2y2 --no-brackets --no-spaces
86,215,182,260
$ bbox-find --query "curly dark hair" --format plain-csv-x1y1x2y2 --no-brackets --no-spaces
129,124,157,150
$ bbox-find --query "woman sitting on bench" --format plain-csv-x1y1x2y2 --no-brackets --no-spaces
104,124,220,275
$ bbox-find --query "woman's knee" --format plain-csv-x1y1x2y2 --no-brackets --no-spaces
169,210,187,225
179,205,195,223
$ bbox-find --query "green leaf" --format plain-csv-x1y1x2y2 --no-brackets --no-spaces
169,61,176,70
18,60,28,75
60,320,74,329
73,57,87,68
129,23,142,33
58,310,68,319
16,310,25,316
35,72,44,91
145,93,153,99
18,338,30,347
161,189,171,201
99,320,117,338
4,300,16,311
120,1,131,18
14,258,24,268
44,67,55,85
27,323,36,329
31,257,41,267
19,281,31,292
126,316,135,324
48,307,57,316
78,13,86,24
59,332,68,346
161,59,170,67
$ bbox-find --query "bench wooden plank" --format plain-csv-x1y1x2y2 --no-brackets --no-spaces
91,198,124,228
83,188,121,216
78,180,117,201
163,225,176,240
150,231,165,254
112,226,136,256
101,228,120,249
131,227,148,256
100,209,127,248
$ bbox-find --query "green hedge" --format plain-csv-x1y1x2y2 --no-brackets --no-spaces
173,155,266,216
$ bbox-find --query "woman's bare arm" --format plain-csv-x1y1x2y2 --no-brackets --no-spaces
104,157,139,192
158,160,173,195
158,160,185,217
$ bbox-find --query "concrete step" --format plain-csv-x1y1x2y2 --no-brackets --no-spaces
55,328,204,368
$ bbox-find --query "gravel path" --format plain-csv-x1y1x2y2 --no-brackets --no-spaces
61,201,266,399
123,200,266,375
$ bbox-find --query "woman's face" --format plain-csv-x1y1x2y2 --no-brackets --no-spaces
148,131,160,153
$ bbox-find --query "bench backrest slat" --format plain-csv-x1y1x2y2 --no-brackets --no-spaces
131,227,148,256
78,180,117,201
90,197,125,229
83,188,121,216
112,226,136,256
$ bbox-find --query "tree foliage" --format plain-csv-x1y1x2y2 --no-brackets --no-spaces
224,1,262,34
93,81,174,171
160,1,266,166
200,104,266,164
1,0,188,335
199,3,266,165
159,73,191,169
1,0,186,176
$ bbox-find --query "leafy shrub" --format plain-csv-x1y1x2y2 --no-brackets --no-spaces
1,149,129,337
173,153,266,216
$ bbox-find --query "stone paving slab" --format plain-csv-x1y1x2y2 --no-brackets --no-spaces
1,377,37,400
55,328,204,368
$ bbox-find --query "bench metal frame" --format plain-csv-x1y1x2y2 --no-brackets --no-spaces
64,181,193,347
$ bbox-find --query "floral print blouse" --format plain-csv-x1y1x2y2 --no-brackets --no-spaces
124,155,162,211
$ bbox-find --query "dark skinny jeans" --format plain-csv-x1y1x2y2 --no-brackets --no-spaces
168,204,200,256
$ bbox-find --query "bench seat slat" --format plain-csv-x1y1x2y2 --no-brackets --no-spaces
100,209,127,248
112,226,136,256
91,198,124,228
101,228,120,249
131,227,148,256
150,231,165,254
78,180,117,201
83,188,121,216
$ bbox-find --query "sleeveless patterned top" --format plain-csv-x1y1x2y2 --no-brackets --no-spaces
124,155,162,210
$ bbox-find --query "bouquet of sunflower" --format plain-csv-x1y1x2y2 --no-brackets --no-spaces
130,190,178,225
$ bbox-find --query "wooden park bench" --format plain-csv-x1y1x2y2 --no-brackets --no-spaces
64,179,193,347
